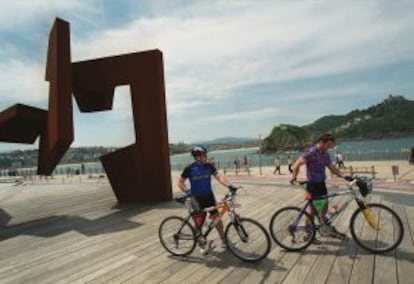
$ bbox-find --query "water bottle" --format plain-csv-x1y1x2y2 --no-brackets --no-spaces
190,197,200,212
326,204,340,221
185,198,193,213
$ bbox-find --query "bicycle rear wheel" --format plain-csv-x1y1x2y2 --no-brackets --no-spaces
225,217,271,262
269,206,315,251
159,216,196,256
350,203,404,253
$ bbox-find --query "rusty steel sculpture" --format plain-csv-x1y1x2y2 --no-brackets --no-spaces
0,18,172,203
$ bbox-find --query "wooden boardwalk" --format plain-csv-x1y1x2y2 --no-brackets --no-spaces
0,178,413,283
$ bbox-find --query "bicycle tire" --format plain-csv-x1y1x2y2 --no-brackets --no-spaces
159,216,197,256
269,206,315,251
225,217,271,262
349,203,404,253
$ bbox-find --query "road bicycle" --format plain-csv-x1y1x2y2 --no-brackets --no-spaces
159,186,271,262
269,176,404,253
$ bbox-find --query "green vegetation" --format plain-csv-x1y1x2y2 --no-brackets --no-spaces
170,142,191,155
261,124,310,153
305,95,414,140
262,95,414,153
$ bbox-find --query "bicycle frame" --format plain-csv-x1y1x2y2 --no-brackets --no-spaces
179,193,239,239
293,181,367,227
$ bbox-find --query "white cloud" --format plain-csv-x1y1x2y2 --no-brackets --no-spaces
1,0,414,144
71,1,414,107
0,59,48,108
0,0,95,31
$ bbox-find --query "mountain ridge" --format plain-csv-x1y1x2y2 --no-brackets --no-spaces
262,95,414,153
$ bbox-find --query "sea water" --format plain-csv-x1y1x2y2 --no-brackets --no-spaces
2,136,413,175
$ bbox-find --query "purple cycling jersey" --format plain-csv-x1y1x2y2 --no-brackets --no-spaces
301,145,331,183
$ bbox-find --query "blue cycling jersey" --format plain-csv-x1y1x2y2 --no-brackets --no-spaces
181,162,218,197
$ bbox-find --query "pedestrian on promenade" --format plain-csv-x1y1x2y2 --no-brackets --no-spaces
273,157,281,175
287,156,293,173
234,157,240,171
243,155,249,170
337,152,345,169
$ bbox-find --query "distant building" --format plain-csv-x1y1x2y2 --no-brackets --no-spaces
385,94,406,103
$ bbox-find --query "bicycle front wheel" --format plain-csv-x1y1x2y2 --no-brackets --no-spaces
159,216,196,256
225,217,271,262
269,206,315,251
350,203,404,253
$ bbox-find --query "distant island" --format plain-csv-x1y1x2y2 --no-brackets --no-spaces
262,95,414,153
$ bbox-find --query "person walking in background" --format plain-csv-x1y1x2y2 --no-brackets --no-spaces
337,152,345,169
335,150,340,167
287,156,293,173
243,155,249,170
233,156,240,171
273,157,281,175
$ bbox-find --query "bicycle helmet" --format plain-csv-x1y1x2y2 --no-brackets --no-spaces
191,145,208,157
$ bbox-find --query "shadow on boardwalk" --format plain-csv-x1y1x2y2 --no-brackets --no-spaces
0,205,147,241
168,250,286,279
294,239,414,263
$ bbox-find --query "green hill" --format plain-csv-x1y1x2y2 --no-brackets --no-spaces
262,124,310,153
305,95,414,140
262,95,414,153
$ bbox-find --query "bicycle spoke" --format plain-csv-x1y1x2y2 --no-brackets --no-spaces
226,218,270,262
159,216,196,256
269,207,315,251
350,203,404,253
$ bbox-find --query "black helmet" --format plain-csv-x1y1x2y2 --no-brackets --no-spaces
191,145,208,157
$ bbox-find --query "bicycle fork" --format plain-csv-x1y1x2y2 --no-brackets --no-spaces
230,213,249,243
356,199,379,230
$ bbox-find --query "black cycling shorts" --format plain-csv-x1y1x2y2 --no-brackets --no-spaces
193,194,218,215
306,181,328,198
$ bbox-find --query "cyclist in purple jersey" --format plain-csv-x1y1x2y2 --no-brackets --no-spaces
290,134,352,241
178,145,236,249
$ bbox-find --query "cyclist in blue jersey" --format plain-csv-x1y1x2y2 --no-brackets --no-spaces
178,145,236,249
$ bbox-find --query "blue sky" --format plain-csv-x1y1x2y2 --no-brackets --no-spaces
0,0,414,152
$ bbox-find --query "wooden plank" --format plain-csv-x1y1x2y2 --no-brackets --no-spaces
259,190,319,283
405,206,414,246
96,186,267,283
0,202,173,281
394,205,414,284
373,200,397,284
131,188,278,283
216,190,300,284
348,194,381,284
87,240,167,283
303,197,357,284
0,180,411,284
326,195,370,284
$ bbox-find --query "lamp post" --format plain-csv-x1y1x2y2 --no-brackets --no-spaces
259,134,263,176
